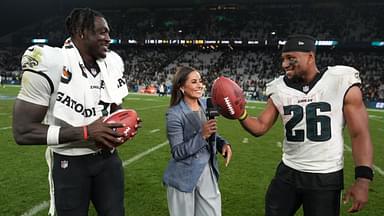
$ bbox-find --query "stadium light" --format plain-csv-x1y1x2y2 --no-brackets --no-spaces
31,38,48,44
315,40,338,46
371,41,384,47
247,40,259,45
278,40,338,46
110,39,122,44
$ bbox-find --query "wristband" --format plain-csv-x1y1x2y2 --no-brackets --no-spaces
355,166,373,181
47,125,60,145
83,126,89,141
238,110,248,121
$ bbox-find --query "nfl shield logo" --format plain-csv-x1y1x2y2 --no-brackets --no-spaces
61,160,69,169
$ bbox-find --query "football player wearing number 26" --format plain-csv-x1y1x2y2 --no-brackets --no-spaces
237,35,373,216
12,8,139,216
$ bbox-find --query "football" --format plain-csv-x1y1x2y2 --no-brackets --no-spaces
103,109,139,140
211,76,246,119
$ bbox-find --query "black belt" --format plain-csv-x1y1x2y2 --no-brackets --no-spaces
92,148,116,158
53,148,116,159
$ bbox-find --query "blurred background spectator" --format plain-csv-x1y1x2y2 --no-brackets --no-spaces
1,1,383,104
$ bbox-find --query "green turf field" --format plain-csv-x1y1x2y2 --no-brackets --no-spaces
0,85,383,216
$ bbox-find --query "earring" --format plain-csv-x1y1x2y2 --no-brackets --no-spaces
180,88,184,94
80,34,84,39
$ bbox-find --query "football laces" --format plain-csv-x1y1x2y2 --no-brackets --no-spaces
224,96,235,115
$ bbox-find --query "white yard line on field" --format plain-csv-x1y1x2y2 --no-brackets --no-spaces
344,145,384,176
149,129,160,133
21,201,49,216
244,105,264,110
276,141,282,148
368,115,384,122
369,118,384,123
0,126,11,130
135,104,168,111
372,165,384,176
242,138,248,143
123,141,168,166
21,140,169,216
367,108,384,113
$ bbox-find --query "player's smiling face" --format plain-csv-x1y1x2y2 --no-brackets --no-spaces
281,51,311,82
84,16,111,60
181,71,204,100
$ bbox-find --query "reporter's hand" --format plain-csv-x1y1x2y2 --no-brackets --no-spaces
222,144,232,167
202,119,217,139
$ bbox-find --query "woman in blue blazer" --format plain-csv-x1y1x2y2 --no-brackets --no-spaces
163,66,232,216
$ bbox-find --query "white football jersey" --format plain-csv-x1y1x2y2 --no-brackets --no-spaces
266,66,361,173
17,44,126,155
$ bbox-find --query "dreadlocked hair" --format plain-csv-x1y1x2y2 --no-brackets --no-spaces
65,8,105,36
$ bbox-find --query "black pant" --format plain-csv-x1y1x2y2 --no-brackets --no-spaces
265,162,343,216
52,150,125,216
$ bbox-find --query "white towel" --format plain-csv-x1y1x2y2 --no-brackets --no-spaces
45,148,56,216
53,39,128,126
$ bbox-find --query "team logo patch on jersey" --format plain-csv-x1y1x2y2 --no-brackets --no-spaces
61,66,72,84
60,160,69,169
21,55,39,70
21,46,43,70
354,72,361,80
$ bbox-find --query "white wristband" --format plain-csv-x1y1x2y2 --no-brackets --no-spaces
47,125,61,145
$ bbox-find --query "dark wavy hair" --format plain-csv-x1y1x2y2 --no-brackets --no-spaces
169,66,198,107
65,8,105,37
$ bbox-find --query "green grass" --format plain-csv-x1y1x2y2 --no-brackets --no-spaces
0,85,383,216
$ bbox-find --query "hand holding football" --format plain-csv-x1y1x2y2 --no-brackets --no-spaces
211,76,246,119
103,109,140,141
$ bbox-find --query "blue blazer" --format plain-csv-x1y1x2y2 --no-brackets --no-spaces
163,98,228,192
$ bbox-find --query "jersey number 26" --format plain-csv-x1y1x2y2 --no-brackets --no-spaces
284,102,331,142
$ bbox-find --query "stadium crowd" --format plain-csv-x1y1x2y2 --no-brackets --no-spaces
8,3,384,43
1,3,384,102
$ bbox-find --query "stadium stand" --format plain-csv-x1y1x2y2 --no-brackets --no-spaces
1,2,384,103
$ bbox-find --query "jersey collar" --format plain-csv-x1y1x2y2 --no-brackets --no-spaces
283,68,326,94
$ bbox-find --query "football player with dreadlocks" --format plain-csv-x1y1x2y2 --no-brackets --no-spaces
13,8,135,215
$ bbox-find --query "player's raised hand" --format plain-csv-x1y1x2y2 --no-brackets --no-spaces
222,144,232,167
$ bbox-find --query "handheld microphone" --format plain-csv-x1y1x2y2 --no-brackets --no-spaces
206,98,219,145
206,97,219,120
